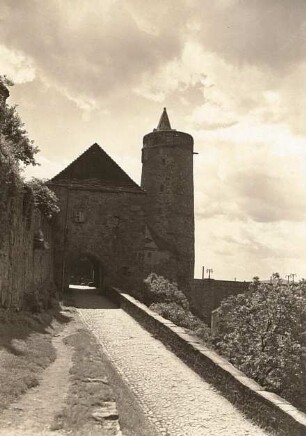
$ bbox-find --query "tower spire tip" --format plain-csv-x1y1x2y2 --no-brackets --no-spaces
157,107,172,131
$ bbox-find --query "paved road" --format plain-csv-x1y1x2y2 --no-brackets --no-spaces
73,289,269,436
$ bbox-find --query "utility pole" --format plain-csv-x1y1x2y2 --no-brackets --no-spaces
206,268,213,279
202,266,205,280
285,274,290,284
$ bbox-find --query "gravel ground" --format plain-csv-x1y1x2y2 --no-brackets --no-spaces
74,289,269,436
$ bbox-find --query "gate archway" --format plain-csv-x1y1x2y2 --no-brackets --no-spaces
65,252,107,291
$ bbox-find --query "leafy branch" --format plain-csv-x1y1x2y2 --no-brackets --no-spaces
26,178,60,219
0,76,39,167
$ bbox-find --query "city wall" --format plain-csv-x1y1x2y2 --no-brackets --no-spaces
189,278,249,325
0,160,55,310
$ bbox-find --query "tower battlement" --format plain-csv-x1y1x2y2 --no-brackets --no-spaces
143,130,193,151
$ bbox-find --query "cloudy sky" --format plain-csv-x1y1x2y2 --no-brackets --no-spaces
1,0,305,281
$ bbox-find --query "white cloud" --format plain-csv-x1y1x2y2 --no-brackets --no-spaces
0,44,35,83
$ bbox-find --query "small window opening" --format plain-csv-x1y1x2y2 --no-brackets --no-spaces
73,211,86,223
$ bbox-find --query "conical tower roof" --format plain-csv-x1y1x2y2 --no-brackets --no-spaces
156,108,172,131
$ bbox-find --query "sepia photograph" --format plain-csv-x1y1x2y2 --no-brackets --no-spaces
0,1,305,435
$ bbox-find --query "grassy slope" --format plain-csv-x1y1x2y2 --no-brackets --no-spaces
0,309,69,413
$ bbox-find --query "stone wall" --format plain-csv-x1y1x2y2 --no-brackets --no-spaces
141,128,194,288
0,164,55,310
189,278,249,325
106,287,306,436
50,183,147,294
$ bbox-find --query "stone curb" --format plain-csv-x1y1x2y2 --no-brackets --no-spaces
107,287,306,436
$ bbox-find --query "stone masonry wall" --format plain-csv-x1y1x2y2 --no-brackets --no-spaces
189,278,249,325
141,130,194,287
0,165,55,309
50,184,147,294
143,248,178,284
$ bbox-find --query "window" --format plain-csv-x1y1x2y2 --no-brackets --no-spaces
73,210,86,223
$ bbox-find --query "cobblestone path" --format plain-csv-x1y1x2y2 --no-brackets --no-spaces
75,290,268,436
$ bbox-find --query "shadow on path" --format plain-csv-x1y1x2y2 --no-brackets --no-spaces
0,307,71,357
63,287,119,310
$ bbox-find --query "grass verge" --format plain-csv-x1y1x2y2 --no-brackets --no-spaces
0,308,69,413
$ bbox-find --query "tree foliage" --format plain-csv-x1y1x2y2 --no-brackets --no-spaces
26,178,60,219
0,74,13,87
215,276,306,411
0,75,39,167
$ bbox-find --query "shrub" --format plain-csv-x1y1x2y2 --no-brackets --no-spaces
150,302,192,328
144,273,212,344
215,276,306,412
144,273,189,309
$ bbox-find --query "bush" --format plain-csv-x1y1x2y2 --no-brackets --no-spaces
144,273,189,309
144,273,211,344
150,302,193,328
215,276,306,412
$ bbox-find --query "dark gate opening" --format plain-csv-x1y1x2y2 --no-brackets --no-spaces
68,254,102,289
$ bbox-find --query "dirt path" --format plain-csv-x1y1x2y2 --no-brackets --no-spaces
0,309,123,436
0,319,74,436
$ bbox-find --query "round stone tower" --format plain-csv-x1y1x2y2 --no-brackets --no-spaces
141,108,194,287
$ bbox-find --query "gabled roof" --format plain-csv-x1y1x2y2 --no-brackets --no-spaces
51,143,143,192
